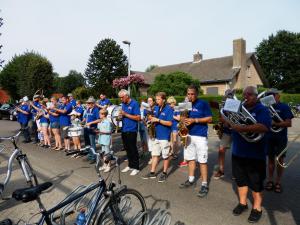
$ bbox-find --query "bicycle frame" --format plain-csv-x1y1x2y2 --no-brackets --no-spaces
0,131,36,195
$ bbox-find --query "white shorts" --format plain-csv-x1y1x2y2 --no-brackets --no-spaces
150,139,171,159
220,133,232,149
184,135,208,163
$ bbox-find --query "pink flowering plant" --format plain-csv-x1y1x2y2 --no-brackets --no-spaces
113,73,145,97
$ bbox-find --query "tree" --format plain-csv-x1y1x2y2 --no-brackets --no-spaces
0,15,4,67
148,71,201,96
145,64,158,72
53,70,85,95
85,38,127,97
0,52,54,100
256,30,300,93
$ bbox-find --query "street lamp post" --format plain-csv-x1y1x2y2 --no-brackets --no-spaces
123,40,131,95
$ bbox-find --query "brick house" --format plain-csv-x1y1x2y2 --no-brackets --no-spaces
139,38,268,95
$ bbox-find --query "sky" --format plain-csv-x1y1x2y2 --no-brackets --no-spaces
1,0,299,76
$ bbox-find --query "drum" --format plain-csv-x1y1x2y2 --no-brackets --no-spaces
107,105,122,128
68,126,83,137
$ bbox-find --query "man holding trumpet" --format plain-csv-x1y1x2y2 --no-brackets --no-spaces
264,88,294,193
224,86,271,223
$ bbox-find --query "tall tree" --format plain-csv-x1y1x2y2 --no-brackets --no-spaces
148,71,200,96
54,70,85,95
0,15,4,67
85,38,127,97
256,30,300,93
0,52,54,100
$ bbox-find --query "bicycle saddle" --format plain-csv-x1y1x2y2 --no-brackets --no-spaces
12,182,52,203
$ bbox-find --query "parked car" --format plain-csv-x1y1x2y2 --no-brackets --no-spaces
0,103,18,121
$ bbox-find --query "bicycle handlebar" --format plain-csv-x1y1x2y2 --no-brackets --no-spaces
0,130,22,141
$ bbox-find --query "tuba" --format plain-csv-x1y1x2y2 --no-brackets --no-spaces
220,96,264,143
141,102,156,140
175,102,192,148
258,92,283,133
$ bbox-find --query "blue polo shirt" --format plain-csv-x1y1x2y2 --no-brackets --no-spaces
84,107,99,128
98,98,111,107
269,102,294,140
31,101,41,120
49,109,59,123
121,99,140,132
232,103,272,160
59,103,72,126
172,111,180,132
70,99,76,108
18,104,31,124
40,111,49,123
75,105,84,120
188,99,212,137
153,104,173,140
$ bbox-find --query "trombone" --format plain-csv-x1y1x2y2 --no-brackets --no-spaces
276,134,300,168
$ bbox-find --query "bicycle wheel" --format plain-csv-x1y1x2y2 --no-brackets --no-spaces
20,157,39,187
95,188,147,225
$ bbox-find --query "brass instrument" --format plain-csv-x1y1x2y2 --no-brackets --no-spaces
258,92,284,133
220,96,264,143
141,102,156,140
276,134,300,168
175,102,192,148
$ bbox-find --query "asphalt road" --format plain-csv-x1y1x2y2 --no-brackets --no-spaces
0,120,300,225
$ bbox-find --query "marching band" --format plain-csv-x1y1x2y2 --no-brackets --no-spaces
15,84,296,223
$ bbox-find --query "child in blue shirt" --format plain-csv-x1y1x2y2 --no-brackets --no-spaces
97,109,113,172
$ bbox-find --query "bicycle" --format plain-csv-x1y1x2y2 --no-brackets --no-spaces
2,151,147,225
0,130,39,197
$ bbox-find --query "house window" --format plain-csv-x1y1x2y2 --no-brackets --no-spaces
206,87,219,95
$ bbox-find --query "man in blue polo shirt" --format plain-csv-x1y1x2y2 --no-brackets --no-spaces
264,88,294,194
96,93,111,109
141,92,173,182
83,97,100,163
30,95,42,143
17,97,31,143
179,84,212,198
53,96,73,151
118,89,141,176
229,86,271,223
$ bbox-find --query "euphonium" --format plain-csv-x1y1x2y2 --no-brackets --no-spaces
176,102,192,148
220,96,264,143
141,102,156,140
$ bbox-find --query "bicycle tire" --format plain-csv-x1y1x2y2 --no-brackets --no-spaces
20,157,39,187
94,188,147,225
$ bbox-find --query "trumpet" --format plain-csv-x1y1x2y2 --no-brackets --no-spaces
276,134,300,168
220,96,264,143
258,92,283,133
175,102,192,148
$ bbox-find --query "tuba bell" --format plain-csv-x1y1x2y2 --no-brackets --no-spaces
220,96,264,143
141,102,156,140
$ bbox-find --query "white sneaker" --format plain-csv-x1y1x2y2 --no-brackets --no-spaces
104,165,111,173
121,166,131,173
99,164,107,171
130,169,140,176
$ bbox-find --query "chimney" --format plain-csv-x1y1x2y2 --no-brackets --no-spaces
233,38,247,87
233,38,246,68
193,52,203,63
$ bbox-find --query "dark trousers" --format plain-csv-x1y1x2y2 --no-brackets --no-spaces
121,132,139,170
21,123,31,141
84,127,91,146
29,120,38,142
84,127,96,160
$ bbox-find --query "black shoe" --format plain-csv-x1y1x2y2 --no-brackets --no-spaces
233,203,248,216
158,173,167,183
179,179,195,188
248,209,262,223
141,172,156,179
22,140,32,143
197,185,209,197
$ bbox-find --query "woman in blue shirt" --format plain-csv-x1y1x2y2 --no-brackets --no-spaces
48,97,62,150
38,101,51,148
